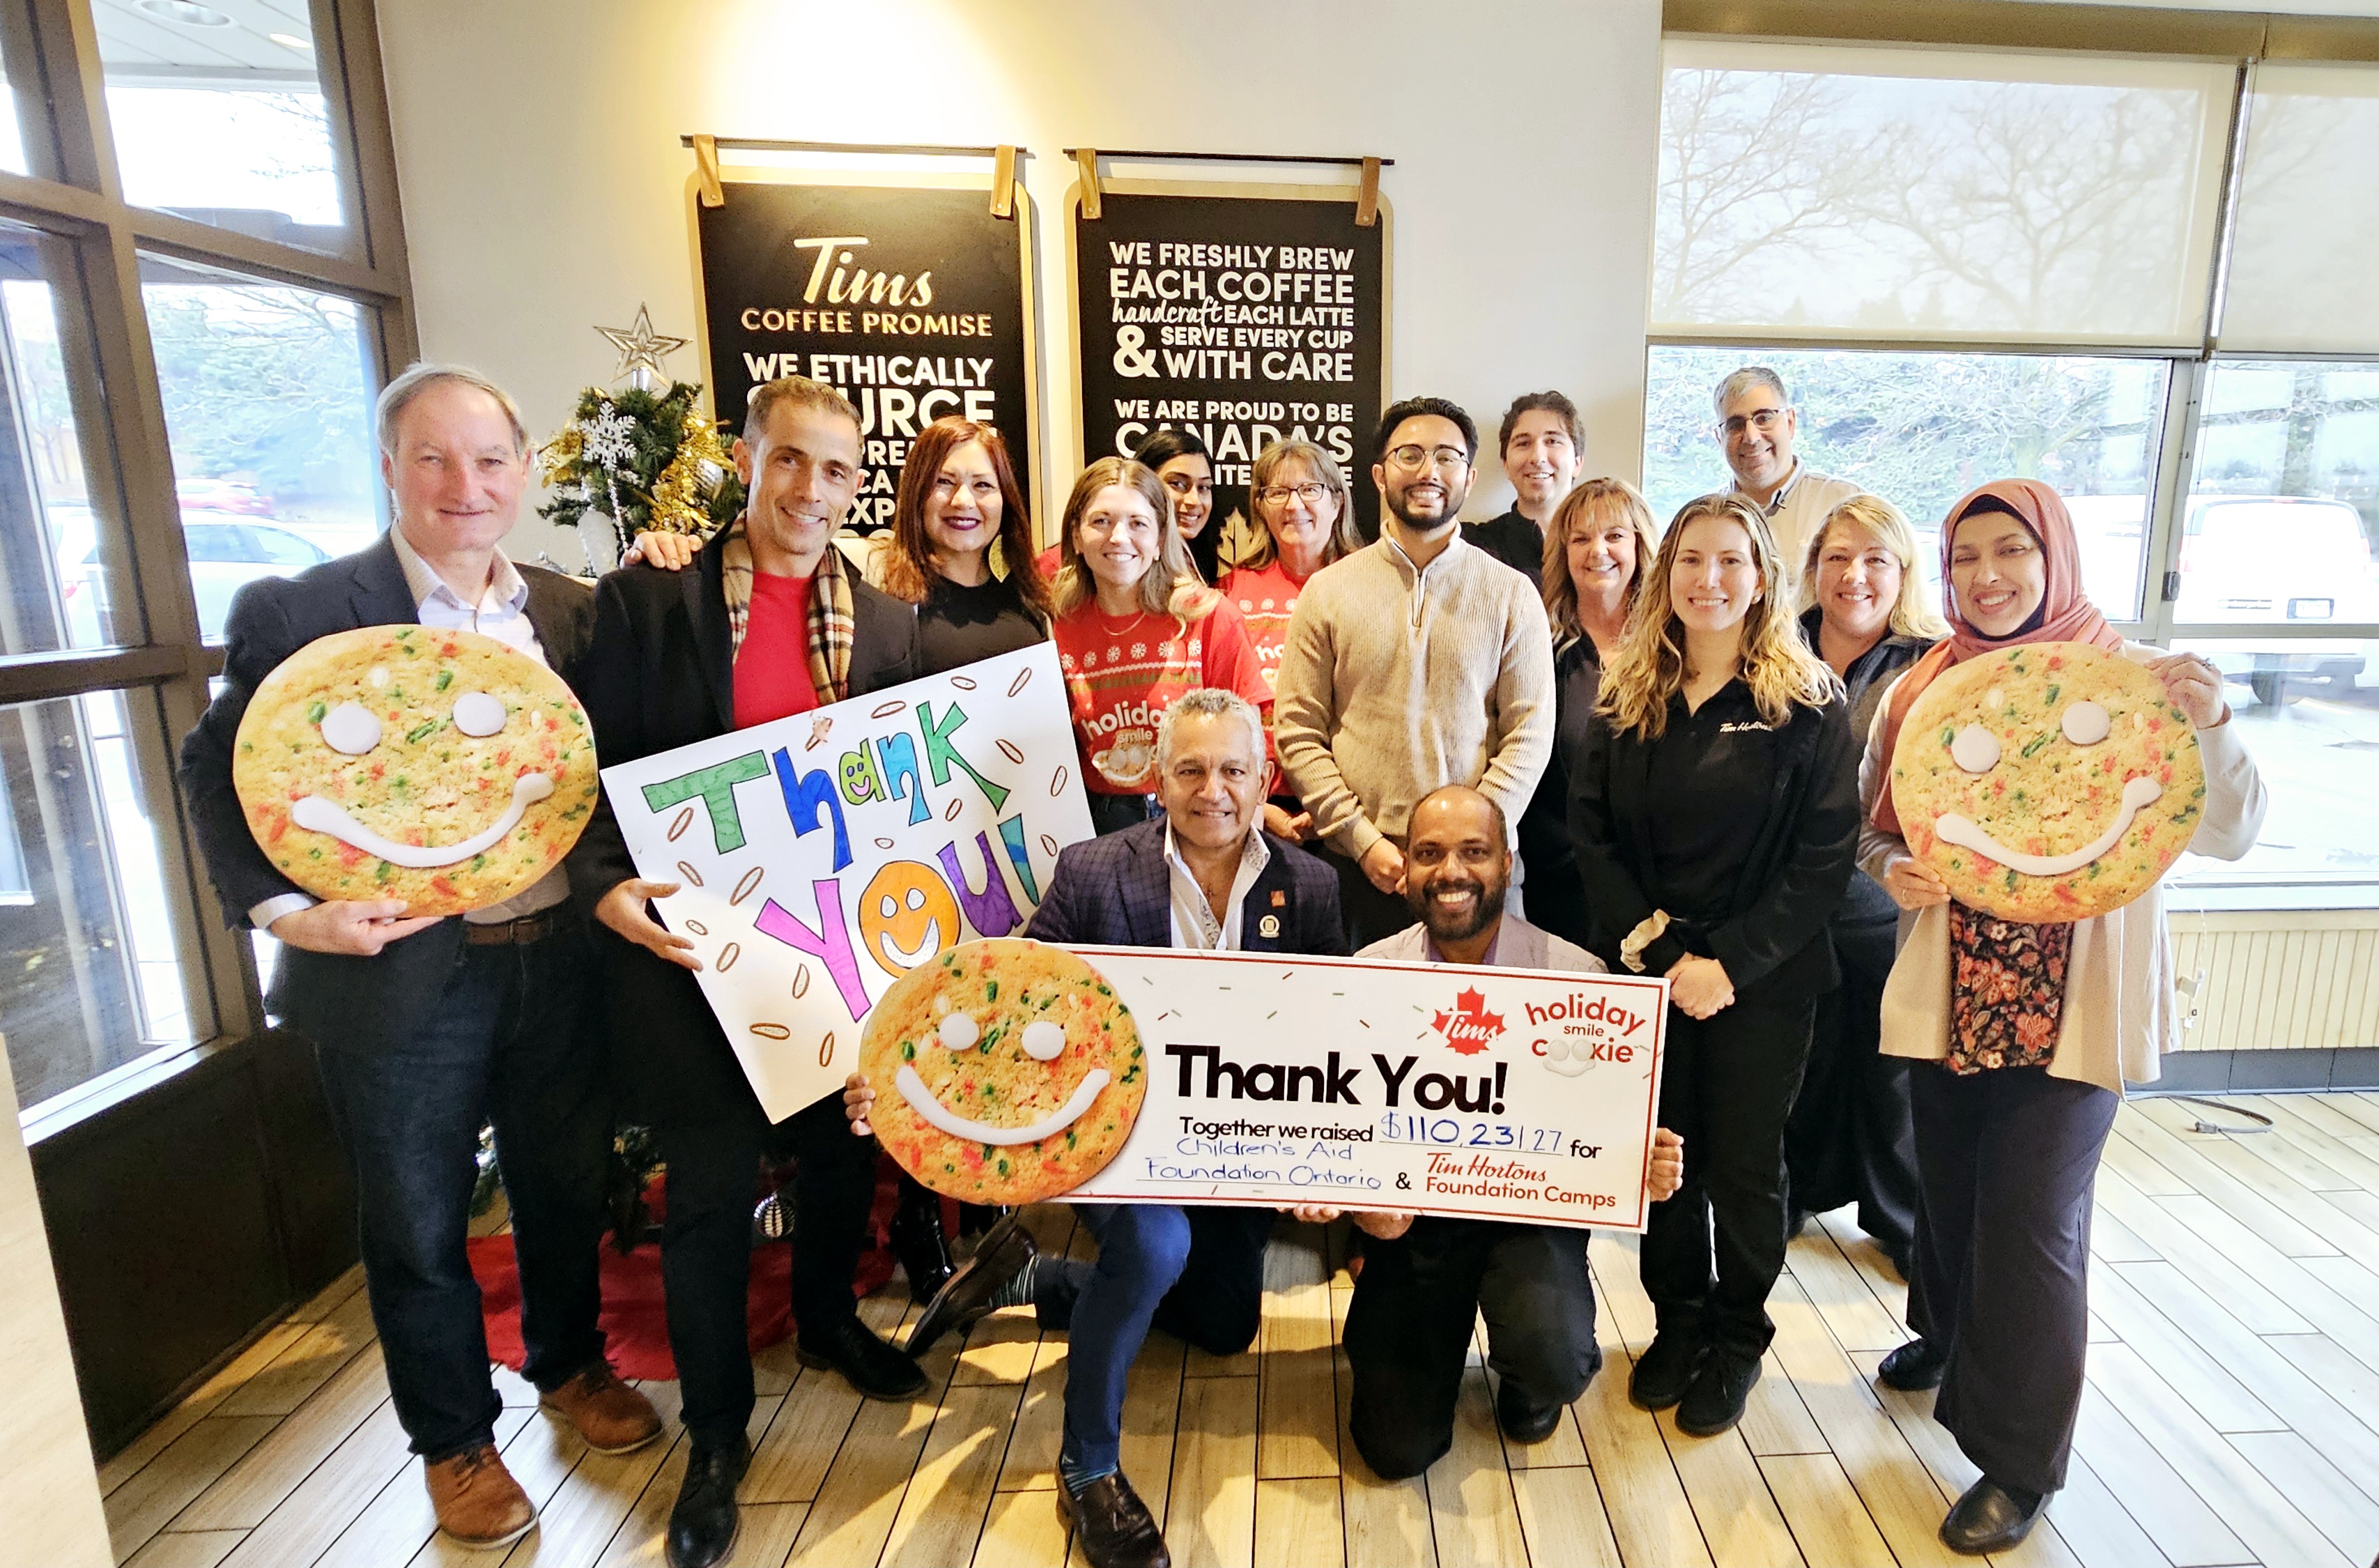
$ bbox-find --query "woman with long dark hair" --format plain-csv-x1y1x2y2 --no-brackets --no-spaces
870,416,1048,668
1568,492,1858,1440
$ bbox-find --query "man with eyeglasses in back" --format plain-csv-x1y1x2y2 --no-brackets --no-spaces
1715,366,1861,581
1273,397,1555,949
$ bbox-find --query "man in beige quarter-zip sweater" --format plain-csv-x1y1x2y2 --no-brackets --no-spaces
1272,395,1555,949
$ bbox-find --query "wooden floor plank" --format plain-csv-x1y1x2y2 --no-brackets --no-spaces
1121,1332,1190,1521
1164,1374,1257,1568
176,1344,394,1531
1659,1415,1804,1568
2259,1100,2379,1191
785,1345,955,1568
104,1417,279,1565
992,1335,1068,1495
1757,1452,1896,1568
1334,1286,1438,1568
2268,1334,2379,1450
955,1307,1046,1389
2091,1171,2309,1335
1812,1210,1911,1328
741,1365,862,1505
2226,1431,2379,1566
2315,1093,2379,1135
1573,1250,1713,1568
2153,1194,2379,1371
100,1323,311,1498
2111,1111,2340,1258
216,1397,419,1568
971,1487,1073,1568
1424,1366,1530,1568
498,1381,684,1568
881,1382,1030,1568
2088,1340,2353,1568
1507,1466,1623,1568
285,1266,368,1325
2086,1264,2283,1434
1256,1227,1338,1480
1252,1475,1344,1568
120,1529,249,1568
1783,1230,1906,1353
215,1285,382,1418
2070,1383,2251,1568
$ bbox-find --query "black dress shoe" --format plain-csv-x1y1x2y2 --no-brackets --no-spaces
1940,1476,2046,1555
907,1210,1036,1355
1057,1470,1170,1568
1629,1331,1705,1411
1676,1350,1761,1437
665,1434,749,1568
796,1313,927,1401
1878,1337,1949,1392
889,1181,955,1301
1495,1377,1565,1444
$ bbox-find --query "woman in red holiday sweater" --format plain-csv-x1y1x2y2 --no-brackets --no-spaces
1219,438,1363,841
1050,456,1271,835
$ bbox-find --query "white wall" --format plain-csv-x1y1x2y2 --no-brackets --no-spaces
375,0,1663,562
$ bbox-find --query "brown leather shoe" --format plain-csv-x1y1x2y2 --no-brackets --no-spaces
540,1363,664,1454
424,1444,536,1547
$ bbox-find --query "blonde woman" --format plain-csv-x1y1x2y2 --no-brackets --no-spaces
1051,457,1270,835
1516,478,1658,948
1783,494,1949,1275
1566,492,1858,1438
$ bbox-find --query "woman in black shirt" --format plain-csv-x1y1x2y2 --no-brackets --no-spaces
1569,491,1858,1439
872,416,1049,672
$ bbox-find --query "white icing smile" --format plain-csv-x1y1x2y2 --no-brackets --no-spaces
290,772,554,868
1934,774,2164,877
893,1063,1111,1146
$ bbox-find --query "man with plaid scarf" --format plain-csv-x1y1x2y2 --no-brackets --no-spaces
567,376,924,1568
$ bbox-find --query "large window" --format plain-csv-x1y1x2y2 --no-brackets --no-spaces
1,0,413,1124
1649,39,2379,902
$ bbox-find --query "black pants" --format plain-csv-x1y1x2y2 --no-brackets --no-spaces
1326,845,1417,952
1640,990,1816,1359
1908,1063,2118,1497
1784,915,1917,1253
1344,1218,1601,1479
653,1091,877,1443
1086,792,1160,836
313,918,611,1460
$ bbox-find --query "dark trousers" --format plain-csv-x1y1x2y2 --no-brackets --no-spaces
1344,1218,1601,1479
1086,792,1161,836
1036,1204,1275,1476
1908,1063,2118,1497
653,1091,876,1443
1326,845,1417,952
313,918,610,1461
1639,990,1816,1358
1784,916,1917,1252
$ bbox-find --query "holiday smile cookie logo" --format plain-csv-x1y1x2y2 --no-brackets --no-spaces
1432,987,1505,1056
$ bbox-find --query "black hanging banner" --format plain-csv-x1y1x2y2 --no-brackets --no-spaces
688,173,1039,533
1071,182,1390,544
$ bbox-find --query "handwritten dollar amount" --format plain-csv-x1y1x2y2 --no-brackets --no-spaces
1376,1114,1587,1155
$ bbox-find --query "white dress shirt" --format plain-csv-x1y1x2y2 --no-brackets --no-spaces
247,527,572,932
1162,823,1270,952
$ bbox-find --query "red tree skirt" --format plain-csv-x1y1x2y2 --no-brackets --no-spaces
468,1154,904,1381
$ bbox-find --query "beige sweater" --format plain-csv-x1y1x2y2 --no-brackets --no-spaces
1857,645,2268,1094
1273,528,1554,859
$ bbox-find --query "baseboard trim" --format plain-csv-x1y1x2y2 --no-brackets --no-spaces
2136,1048,2379,1096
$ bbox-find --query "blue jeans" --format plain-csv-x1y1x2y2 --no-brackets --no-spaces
1040,1204,1274,1476
313,917,612,1460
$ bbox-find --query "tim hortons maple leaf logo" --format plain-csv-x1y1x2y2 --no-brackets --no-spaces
1432,987,1505,1056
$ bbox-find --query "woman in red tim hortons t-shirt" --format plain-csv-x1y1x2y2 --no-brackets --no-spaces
1220,438,1364,842
1050,456,1271,836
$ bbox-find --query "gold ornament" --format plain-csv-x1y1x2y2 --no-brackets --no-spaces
595,305,689,389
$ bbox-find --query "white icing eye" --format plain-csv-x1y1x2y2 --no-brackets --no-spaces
905,887,927,911
2061,700,2111,746
451,691,507,737
320,701,383,755
937,1011,980,1050
1951,724,2001,774
1021,1020,1066,1061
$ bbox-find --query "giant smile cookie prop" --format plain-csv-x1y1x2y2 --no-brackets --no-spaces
860,938,1147,1205
1889,641,2203,923
233,625,599,916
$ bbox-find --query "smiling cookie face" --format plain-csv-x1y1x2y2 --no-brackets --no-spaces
859,938,1146,1204
231,624,599,916
1891,641,2203,923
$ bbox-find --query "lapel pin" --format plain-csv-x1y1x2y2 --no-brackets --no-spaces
1270,890,1286,907
1258,914,1282,939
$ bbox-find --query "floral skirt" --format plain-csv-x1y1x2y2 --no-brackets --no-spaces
1946,902,2071,1075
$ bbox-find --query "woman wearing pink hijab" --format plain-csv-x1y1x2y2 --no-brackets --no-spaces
1858,480,2265,1555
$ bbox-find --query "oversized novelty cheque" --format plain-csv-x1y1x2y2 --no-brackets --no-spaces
234,625,601,916
1891,642,2203,922
861,939,1672,1231
599,642,1095,1120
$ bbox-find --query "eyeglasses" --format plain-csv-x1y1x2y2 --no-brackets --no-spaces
1385,445,1471,473
1256,482,1332,505
1718,408,1787,438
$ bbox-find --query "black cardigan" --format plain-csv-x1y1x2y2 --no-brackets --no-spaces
1565,682,1860,1001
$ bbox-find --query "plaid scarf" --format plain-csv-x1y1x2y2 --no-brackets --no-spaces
718,518,857,705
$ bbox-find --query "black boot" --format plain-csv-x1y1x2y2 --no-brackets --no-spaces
796,1314,927,1401
889,1178,955,1300
1877,1337,1949,1392
1941,1477,2046,1554
665,1433,749,1568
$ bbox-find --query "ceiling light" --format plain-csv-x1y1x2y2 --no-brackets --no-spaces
267,31,311,52
134,0,234,25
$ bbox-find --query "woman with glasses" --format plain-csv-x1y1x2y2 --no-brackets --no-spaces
1220,439,1364,841
1515,477,1658,949
1566,492,1857,1441
1051,456,1271,836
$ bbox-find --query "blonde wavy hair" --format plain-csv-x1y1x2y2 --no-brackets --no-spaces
1234,439,1361,573
1597,492,1840,739
1799,493,1950,642
1541,477,1658,641
1049,456,1218,625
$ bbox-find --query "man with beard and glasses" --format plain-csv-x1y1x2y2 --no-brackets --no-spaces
1291,785,1684,1479
1272,398,1555,949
